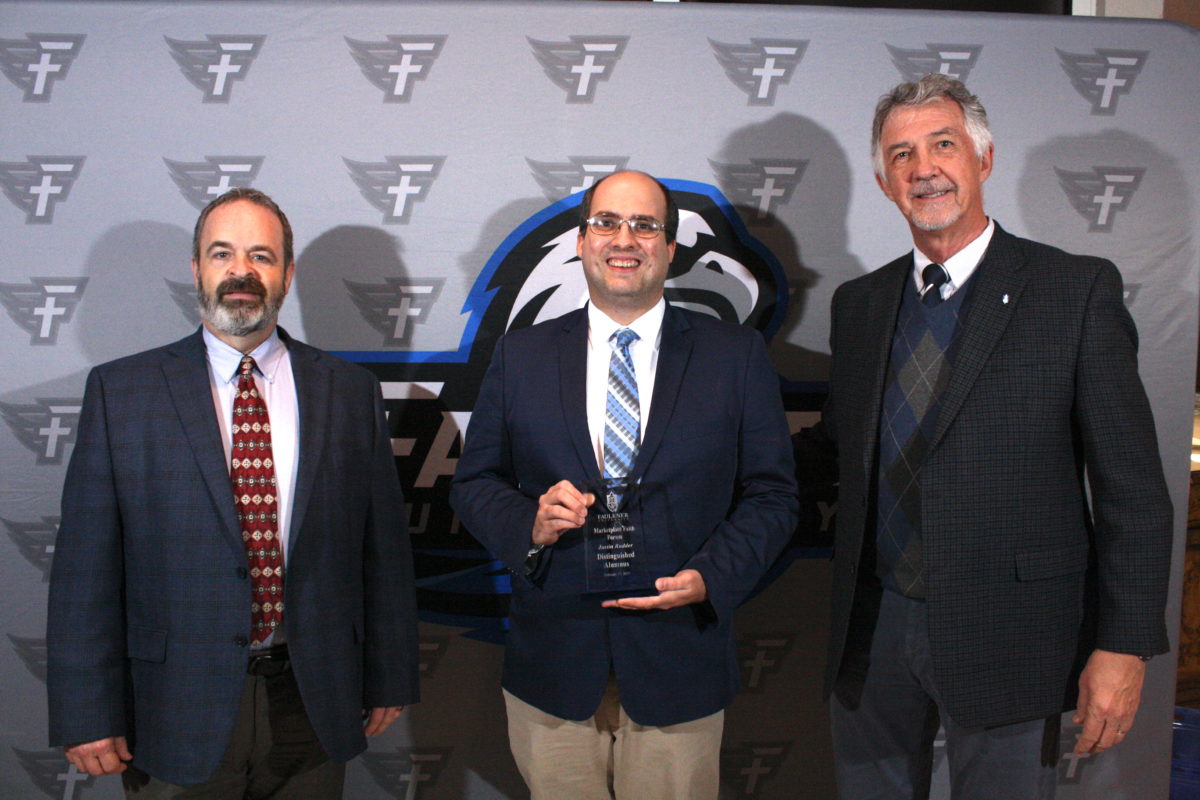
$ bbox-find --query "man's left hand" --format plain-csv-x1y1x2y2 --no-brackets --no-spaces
601,569,707,611
1073,649,1146,755
363,706,404,736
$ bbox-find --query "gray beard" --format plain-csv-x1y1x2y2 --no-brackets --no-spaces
910,205,962,233
196,288,282,338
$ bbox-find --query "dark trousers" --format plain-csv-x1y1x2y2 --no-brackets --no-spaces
831,587,1059,800
123,648,344,799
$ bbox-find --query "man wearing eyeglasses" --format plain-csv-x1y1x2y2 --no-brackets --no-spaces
451,170,797,799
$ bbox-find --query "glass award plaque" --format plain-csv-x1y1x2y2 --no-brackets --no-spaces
584,478,651,595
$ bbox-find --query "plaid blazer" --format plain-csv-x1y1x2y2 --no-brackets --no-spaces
47,328,419,784
822,224,1172,729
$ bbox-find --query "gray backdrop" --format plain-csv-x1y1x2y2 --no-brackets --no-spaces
1,2,1196,798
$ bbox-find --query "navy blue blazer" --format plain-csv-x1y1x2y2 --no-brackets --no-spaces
450,305,798,727
823,225,1172,728
47,327,418,785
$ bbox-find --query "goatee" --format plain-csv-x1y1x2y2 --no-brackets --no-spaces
196,275,284,338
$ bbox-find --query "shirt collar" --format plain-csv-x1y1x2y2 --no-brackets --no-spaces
912,218,995,296
202,327,287,384
587,299,666,350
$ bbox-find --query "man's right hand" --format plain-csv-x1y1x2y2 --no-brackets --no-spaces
65,736,132,776
532,480,595,547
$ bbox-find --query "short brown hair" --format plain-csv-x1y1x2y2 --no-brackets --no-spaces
191,187,294,266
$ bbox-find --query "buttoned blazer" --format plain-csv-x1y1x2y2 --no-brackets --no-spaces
449,304,798,727
47,327,418,785
822,224,1172,729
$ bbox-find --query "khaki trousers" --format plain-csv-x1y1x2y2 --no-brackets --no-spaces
503,681,723,800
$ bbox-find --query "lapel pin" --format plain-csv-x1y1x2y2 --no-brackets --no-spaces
1002,294,1009,304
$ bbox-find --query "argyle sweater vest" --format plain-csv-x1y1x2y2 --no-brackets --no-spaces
875,276,972,597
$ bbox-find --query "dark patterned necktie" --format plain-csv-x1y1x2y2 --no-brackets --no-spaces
921,263,949,307
231,355,283,644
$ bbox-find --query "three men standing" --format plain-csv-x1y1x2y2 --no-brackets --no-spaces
822,75,1172,798
47,188,419,797
44,80,1175,800
451,170,798,799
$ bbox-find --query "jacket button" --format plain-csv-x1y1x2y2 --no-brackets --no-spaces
233,635,248,647
237,567,248,579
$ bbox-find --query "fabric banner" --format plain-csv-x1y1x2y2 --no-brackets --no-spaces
2,2,1196,797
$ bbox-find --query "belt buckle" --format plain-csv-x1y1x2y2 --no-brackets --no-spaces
247,643,289,676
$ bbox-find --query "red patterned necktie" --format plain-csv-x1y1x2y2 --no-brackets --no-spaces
231,355,283,644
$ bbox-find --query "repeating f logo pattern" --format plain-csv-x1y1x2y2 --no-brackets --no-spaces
345,278,444,346
14,748,95,800
362,746,452,800
0,156,84,224
346,35,447,102
9,634,47,683
1057,49,1147,115
928,721,1103,785
4,516,58,581
710,159,807,221
0,33,85,102
1123,284,1141,308
528,35,628,103
0,397,81,465
344,156,445,224
417,635,450,679
527,156,630,202
164,156,265,209
737,634,795,693
0,277,87,344
1055,166,1144,232
709,38,807,106
720,741,791,799
166,279,202,327
165,35,265,102
1058,723,1097,783
886,43,982,82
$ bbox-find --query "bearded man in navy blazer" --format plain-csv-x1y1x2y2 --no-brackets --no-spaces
823,74,1172,799
450,170,798,799
46,188,419,798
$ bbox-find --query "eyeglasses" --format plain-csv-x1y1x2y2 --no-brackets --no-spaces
584,214,667,239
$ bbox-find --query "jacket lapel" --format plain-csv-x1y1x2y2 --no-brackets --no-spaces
161,329,244,560
859,259,909,477
928,225,1027,452
557,309,600,481
630,305,692,482
282,330,331,546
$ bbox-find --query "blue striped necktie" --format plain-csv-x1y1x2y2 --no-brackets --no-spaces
603,328,641,482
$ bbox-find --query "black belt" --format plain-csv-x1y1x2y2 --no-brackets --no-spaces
247,643,290,676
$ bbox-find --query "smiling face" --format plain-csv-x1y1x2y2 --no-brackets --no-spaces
192,199,294,351
876,97,993,261
576,171,677,325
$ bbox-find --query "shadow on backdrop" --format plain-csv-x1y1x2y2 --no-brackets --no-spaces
295,225,411,352
713,113,864,383
77,221,194,366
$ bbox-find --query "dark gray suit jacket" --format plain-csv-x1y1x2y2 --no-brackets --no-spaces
823,224,1172,728
47,327,418,784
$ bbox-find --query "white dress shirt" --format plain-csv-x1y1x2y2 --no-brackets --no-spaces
202,327,299,568
912,218,996,301
585,300,665,473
